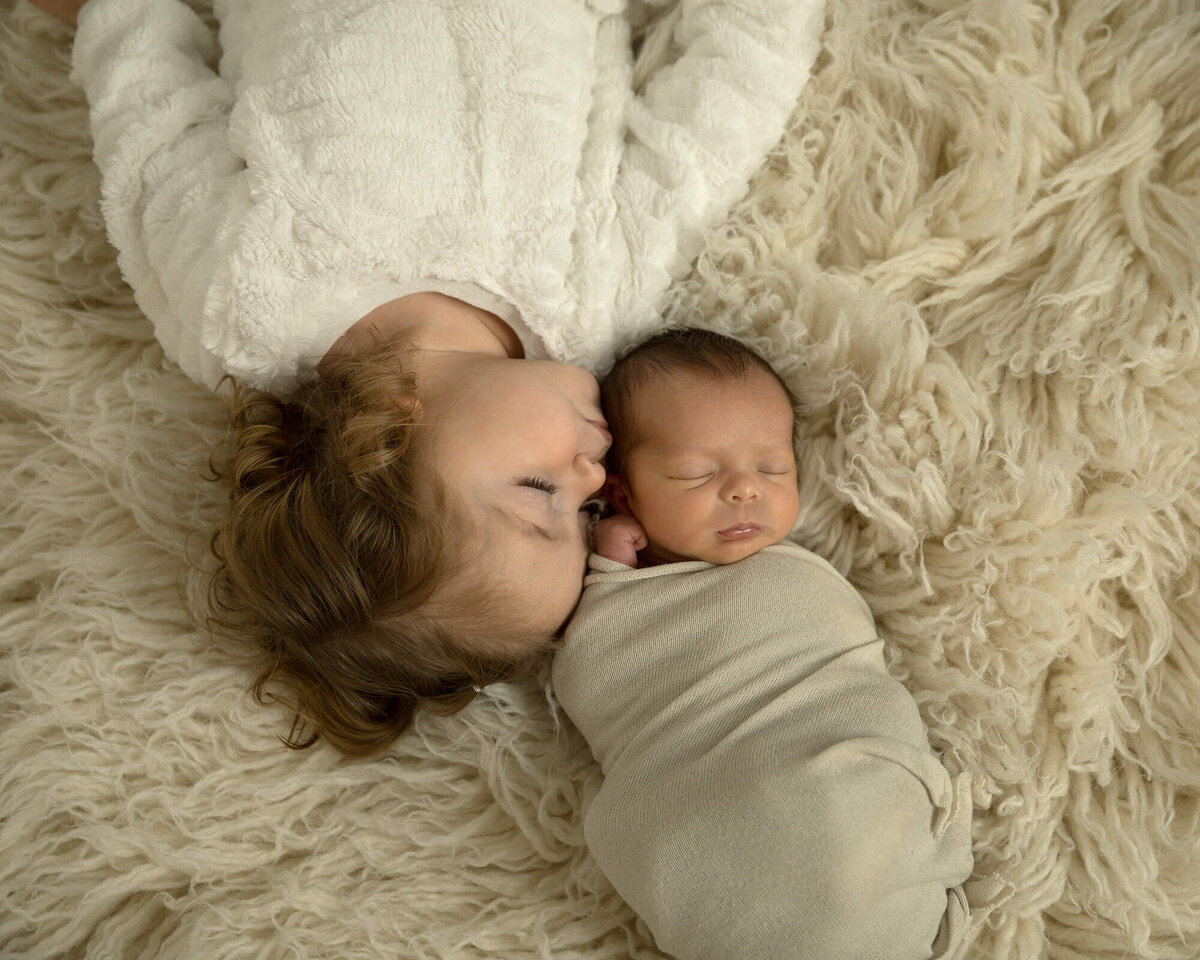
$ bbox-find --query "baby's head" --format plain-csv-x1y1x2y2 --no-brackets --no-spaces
601,328,801,565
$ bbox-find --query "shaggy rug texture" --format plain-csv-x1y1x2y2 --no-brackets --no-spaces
2,0,1199,957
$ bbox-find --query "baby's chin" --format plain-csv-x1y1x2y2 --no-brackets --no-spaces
650,531,786,565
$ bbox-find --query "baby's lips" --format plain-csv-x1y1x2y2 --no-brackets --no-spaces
716,522,762,541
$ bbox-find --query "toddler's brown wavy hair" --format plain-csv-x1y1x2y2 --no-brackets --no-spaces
206,334,558,757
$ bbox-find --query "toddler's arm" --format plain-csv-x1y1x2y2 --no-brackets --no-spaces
615,0,824,317
70,0,246,387
592,514,648,568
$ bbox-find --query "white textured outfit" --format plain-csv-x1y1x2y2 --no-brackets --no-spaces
71,0,824,393
552,542,980,960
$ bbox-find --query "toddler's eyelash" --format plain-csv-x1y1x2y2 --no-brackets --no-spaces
518,476,559,495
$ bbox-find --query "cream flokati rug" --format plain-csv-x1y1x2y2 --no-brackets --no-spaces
2,0,1198,957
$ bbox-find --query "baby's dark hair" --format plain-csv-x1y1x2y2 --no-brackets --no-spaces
206,334,558,758
600,327,799,473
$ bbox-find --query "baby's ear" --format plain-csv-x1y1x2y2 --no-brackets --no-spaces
604,474,633,515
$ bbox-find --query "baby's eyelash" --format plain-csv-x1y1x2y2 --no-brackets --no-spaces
518,476,559,495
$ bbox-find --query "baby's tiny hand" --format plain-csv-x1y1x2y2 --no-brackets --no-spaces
593,514,648,568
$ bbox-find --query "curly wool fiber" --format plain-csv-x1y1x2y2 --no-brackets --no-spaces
2,1,1199,959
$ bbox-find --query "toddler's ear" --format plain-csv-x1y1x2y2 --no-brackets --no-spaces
604,474,633,515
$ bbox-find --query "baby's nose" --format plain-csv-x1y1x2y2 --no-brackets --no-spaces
723,471,760,502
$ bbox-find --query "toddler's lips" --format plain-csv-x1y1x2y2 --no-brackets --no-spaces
588,420,612,445
716,523,762,541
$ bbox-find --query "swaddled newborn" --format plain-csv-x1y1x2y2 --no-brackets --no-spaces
552,329,977,960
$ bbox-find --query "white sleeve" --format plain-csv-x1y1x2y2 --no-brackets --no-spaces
614,0,825,318
72,0,247,389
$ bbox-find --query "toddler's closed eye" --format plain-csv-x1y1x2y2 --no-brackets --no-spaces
518,476,559,495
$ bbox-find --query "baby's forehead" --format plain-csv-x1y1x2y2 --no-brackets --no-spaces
631,365,764,399
626,368,791,418
627,396,794,450
633,430,791,458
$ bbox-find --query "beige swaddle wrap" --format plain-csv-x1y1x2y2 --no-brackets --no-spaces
552,541,977,960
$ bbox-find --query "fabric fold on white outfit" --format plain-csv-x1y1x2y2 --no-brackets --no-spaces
71,0,825,392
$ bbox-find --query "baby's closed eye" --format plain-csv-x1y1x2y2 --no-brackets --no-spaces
666,464,795,483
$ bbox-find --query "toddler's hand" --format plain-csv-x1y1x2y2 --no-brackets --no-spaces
593,514,648,568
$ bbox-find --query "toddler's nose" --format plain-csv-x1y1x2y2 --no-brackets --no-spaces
574,452,607,498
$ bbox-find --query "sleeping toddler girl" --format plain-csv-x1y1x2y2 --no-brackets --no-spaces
552,328,979,959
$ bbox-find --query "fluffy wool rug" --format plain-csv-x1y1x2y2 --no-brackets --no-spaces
2,0,1199,958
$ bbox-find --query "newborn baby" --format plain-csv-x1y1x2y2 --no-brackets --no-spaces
593,326,801,567
552,328,979,960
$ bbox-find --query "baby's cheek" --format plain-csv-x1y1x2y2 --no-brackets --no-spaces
780,490,802,533
648,509,705,557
